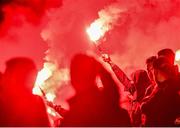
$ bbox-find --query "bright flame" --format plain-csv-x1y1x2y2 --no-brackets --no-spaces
175,50,180,61
86,5,126,42
32,86,42,95
46,93,56,102
86,20,108,42
47,107,57,117
35,67,52,86
33,62,56,95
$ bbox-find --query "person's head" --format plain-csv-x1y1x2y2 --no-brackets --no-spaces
146,56,157,82
131,69,151,101
70,54,101,94
3,57,37,91
153,56,175,84
157,48,175,65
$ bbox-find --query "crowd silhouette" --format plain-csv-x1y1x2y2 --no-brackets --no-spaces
0,48,179,127
0,57,50,126
60,54,131,126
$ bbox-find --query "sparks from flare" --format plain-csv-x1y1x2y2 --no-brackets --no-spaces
33,62,56,96
46,92,56,102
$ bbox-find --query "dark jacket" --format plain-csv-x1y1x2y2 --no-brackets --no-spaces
142,78,180,126
0,91,50,127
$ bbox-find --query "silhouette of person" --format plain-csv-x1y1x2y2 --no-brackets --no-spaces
158,48,175,65
158,48,180,81
141,56,180,126
130,70,151,103
144,56,158,97
102,54,152,126
61,53,131,127
0,57,50,126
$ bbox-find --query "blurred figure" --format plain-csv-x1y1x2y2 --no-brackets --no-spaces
102,54,151,126
138,56,158,126
158,48,175,65
143,49,179,100
102,54,135,95
141,57,180,126
0,57,50,126
130,70,151,102
99,56,131,127
146,56,157,85
129,70,151,126
146,56,157,83
142,56,158,100
61,54,131,127
157,48,180,92
158,48,179,76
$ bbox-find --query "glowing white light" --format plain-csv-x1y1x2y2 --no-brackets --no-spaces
175,50,180,61
32,86,42,95
46,93,56,102
86,20,106,42
47,107,57,117
86,6,126,42
33,62,56,95
35,67,52,86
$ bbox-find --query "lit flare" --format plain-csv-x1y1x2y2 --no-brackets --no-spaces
86,20,109,42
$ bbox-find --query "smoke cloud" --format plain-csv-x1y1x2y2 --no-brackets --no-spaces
0,0,180,107
42,0,180,76
0,0,62,70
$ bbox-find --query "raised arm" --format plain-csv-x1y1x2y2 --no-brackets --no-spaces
102,54,135,95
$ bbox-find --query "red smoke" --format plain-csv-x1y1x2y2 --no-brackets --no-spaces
0,0,62,36
0,0,180,110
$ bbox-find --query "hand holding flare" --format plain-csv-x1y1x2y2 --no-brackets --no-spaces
86,17,110,55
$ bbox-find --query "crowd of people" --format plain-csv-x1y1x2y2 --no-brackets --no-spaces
102,48,180,126
0,48,179,127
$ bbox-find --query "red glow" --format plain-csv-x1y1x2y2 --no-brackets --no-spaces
1,1,180,126
0,0,62,36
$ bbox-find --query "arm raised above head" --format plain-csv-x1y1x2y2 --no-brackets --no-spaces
102,54,135,95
